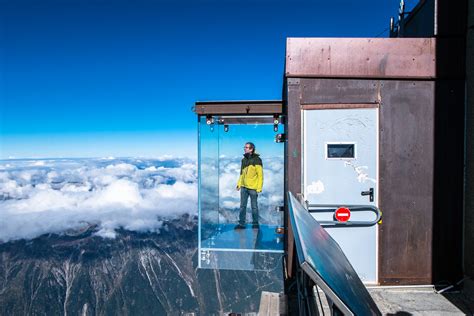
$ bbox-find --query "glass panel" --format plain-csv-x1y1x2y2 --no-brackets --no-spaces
198,115,284,271
198,116,220,247
326,143,355,159
288,193,381,315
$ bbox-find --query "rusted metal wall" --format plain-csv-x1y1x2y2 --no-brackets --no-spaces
284,78,301,280
284,77,435,285
284,38,437,285
285,38,435,79
378,80,435,285
282,78,302,315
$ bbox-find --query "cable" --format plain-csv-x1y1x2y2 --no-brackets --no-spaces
374,27,390,38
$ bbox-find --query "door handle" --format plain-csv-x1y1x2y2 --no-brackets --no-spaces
361,188,374,202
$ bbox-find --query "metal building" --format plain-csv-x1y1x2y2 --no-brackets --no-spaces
284,37,436,286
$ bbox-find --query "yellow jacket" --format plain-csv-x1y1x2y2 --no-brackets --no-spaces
237,153,263,192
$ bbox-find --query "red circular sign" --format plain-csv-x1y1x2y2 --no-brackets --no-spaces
335,207,351,222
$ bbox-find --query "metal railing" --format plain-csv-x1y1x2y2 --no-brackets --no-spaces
306,203,382,227
287,192,382,315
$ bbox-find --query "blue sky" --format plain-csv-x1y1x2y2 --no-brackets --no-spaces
0,0,412,159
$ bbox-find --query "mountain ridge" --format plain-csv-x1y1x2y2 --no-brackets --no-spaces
0,215,283,315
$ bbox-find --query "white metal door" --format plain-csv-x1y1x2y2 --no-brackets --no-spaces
303,108,378,283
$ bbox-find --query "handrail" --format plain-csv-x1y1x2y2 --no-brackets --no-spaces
306,203,382,227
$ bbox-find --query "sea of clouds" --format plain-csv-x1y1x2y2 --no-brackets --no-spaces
0,156,283,242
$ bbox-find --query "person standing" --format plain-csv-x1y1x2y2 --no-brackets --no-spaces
235,142,263,229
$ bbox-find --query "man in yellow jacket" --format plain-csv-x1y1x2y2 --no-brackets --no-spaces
235,142,263,229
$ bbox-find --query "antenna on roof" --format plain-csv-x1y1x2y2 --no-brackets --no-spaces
399,0,405,21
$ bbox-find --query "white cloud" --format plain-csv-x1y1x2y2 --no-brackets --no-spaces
31,161,46,166
88,179,142,208
0,156,283,242
0,158,197,242
105,163,137,175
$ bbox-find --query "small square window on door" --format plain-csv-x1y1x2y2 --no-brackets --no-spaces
326,142,356,159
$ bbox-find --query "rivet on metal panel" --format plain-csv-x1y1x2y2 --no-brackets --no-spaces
288,78,300,85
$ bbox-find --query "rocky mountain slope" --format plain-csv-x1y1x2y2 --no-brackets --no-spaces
0,215,283,315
